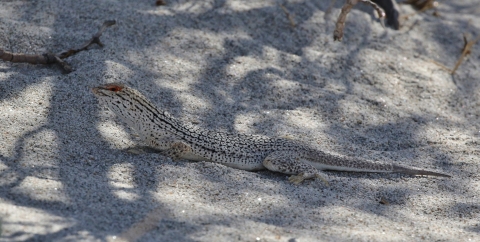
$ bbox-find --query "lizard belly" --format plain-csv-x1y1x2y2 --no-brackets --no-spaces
180,151,264,171
181,152,213,162
222,162,265,171
182,151,265,171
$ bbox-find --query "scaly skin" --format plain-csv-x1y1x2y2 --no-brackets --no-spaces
92,83,450,184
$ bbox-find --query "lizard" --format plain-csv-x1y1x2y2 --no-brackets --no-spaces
92,83,450,184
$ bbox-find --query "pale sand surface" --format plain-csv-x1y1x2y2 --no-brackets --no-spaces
0,1,479,241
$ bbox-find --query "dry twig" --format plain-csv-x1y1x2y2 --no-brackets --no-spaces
401,0,440,21
280,4,296,28
432,34,480,75
379,197,390,205
451,34,480,74
404,0,438,12
334,0,386,41
325,0,339,18
371,0,400,29
115,207,169,242
156,0,166,6
0,20,116,73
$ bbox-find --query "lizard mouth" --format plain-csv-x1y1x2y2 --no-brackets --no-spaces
91,87,107,96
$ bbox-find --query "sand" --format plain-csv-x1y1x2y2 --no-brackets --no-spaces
0,0,479,241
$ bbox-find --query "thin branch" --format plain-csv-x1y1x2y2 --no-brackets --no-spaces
430,60,452,72
116,207,169,242
371,0,400,29
0,51,56,64
0,20,116,73
401,0,440,21
156,0,166,6
431,34,480,75
280,4,296,28
451,34,480,74
334,0,386,41
325,0,339,19
404,0,438,12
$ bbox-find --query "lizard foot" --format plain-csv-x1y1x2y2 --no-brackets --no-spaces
263,151,329,185
288,173,329,185
166,141,193,161
288,174,306,185
315,173,330,186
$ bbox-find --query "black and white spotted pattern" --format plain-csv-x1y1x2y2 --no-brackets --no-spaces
92,83,450,184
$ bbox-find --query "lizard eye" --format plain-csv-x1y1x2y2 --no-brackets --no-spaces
105,85,123,92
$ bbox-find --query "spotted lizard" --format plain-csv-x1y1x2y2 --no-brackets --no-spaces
92,83,450,184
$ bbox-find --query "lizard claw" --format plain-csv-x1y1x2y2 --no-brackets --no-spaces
288,173,329,186
315,173,330,186
288,173,330,186
288,174,306,185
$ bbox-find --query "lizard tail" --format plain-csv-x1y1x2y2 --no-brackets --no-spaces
392,165,451,178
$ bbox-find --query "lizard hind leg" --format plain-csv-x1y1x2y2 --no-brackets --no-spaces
165,141,193,160
262,151,329,185
147,135,194,161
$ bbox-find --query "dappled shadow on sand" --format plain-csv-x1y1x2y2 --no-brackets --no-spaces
0,0,478,240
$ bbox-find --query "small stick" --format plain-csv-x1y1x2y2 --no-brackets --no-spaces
404,0,438,12
156,0,166,6
431,34,480,75
334,0,386,41
325,0,339,18
115,207,169,242
451,34,480,74
280,4,296,28
0,20,116,73
401,0,440,21
430,60,452,72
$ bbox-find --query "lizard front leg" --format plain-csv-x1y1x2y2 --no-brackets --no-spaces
263,151,329,185
126,136,193,161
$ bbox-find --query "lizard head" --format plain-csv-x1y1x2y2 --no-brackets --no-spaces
92,83,156,133
91,83,125,97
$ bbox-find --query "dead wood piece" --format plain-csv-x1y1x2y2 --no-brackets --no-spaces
325,0,339,18
0,51,56,64
156,0,166,6
404,0,438,12
430,60,451,72
334,0,386,41
371,0,399,29
401,0,440,21
117,207,169,242
379,197,390,205
280,4,296,28
451,34,480,74
57,20,116,59
0,20,116,73
431,34,480,75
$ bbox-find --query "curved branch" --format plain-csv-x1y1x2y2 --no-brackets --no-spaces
0,20,116,73
334,0,386,41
